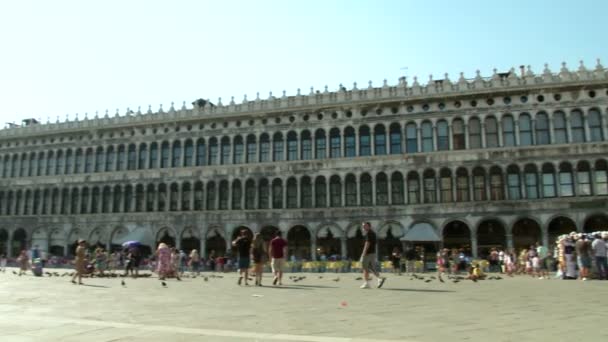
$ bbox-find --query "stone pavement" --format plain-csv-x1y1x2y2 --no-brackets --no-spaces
0,268,606,342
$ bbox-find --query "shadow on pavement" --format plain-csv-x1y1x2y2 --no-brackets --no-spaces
382,288,454,293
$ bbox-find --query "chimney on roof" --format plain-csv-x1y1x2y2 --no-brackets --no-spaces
519,65,525,78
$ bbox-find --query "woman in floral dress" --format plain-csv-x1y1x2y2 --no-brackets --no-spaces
156,243,171,280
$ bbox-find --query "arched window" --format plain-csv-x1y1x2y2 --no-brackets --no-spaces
232,180,242,210
374,125,386,155
160,142,170,168
127,144,136,170
553,111,567,144
524,164,539,199
576,161,592,196
233,136,244,164
74,149,83,174
56,150,64,175
116,145,125,171
287,131,298,161
507,165,521,200
344,127,356,157
439,168,452,202
245,179,255,209
360,173,372,205
452,119,465,150
138,144,147,170
273,133,284,161
588,108,603,142
489,166,504,200
376,172,388,205
37,153,45,176
301,130,312,160
28,153,35,177
421,121,433,152
135,185,144,212
330,175,341,207
80,188,89,213
184,140,193,167
558,163,574,197
535,112,550,145
246,135,256,163
101,187,111,213
315,176,327,207
259,134,270,162
182,182,191,210
315,129,326,159
11,154,18,177
594,160,608,195
389,123,402,154
423,169,436,203
207,181,217,210
112,186,122,213
541,163,556,198
196,139,206,166
149,142,158,168
570,110,586,143
272,179,283,209
158,184,167,211
68,188,78,214
519,113,532,146
391,172,404,204
468,117,481,149
345,174,357,206
330,128,341,158
220,137,230,165
485,116,498,148
15,190,23,215
359,126,371,156
502,115,515,147
24,190,31,214
208,138,218,165
145,185,155,211
258,178,269,209
407,172,420,204
46,152,55,175
84,148,93,173
123,185,133,212
94,147,103,172
194,181,204,210
437,120,449,151
64,150,73,174
456,168,469,201
286,178,297,208
406,123,418,153
301,176,312,208
91,187,100,213
218,180,229,209
171,140,182,167
473,167,486,201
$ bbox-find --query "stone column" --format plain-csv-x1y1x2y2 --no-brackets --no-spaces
565,116,572,143
371,174,376,206
583,113,590,143
416,127,422,152
497,120,503,147
341,177,346,207
447,123,453,151
356,176,361,206
311,179,316,208
480,123,486,148
87,188,93,214
506,233,513,250
513,120,520,146
296,177,301,208
542,229,549,249
387,177,393,205
153,184,159,212
167,141,173,168
310,238,317,261
326,179,331,208
520,170,526,199
177,184,183,211
180,139,186,167
463,123,469,149
253,179,259,209
547,113,555,144
200,237,206,259
340,237,347,259
432,123,438,151
355,130,360,156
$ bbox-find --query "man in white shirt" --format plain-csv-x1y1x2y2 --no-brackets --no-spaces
591,234,607,280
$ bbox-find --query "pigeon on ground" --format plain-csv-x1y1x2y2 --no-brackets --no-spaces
439,278,445,283
161,281,167,287
425,279,432,283
121,280,125,286
203,277,208,282
332,277,340,282
12,271,17,275
355,277,363,280
452,280,460,283
318,276,323,279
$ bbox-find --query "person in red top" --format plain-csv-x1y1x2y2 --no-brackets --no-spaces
268,231,287,286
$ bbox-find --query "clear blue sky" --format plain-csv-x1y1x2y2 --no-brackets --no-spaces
0,0,605,125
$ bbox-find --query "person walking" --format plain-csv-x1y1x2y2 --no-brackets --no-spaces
390,247,402,275
250,233,267,286
17,249,30,276
268,230,287,286
189,249,201,275
359,222,386,289
232,229,251,285
156,243,171,280
575,235,592,281
71,239,86,285
592,234,607,280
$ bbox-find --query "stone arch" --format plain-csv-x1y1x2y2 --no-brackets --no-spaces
205,226,226,257
583,213,608,233
260,225,280,242
346,222,364,260
88,227,105,248
0,228,8,257
476,219,507,257
49,229,66,256
547,216,577,248
31,227,48,253
67,228,82,256
11,228,27,257
442,220,472,252
287,225,312,260
181,226,200,253
157,227,177,247
315,223,342,258
378,221,404,259
230,225,253,241
512,217,542,250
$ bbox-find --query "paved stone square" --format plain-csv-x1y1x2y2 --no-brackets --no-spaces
0,268,605,342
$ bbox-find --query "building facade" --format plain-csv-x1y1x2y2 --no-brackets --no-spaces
1,61,608,261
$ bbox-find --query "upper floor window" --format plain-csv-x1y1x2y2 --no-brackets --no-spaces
570,110,586,143
468,118,481,149
519,113,532,146
535,112,550,145
588,109,603,142
437,120,449,151
553,111,567,144
502,115,515,147
485,117,498,148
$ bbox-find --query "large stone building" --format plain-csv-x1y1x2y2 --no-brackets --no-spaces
1,60,608,261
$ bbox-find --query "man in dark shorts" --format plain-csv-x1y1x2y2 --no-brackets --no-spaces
232,229,251,285
359,222,386,289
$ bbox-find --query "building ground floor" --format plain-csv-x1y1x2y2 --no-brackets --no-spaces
0,197,607,261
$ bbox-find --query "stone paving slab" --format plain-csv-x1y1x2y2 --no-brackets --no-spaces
0,268,606,342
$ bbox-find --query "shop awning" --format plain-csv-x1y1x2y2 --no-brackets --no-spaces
401,222,440,242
